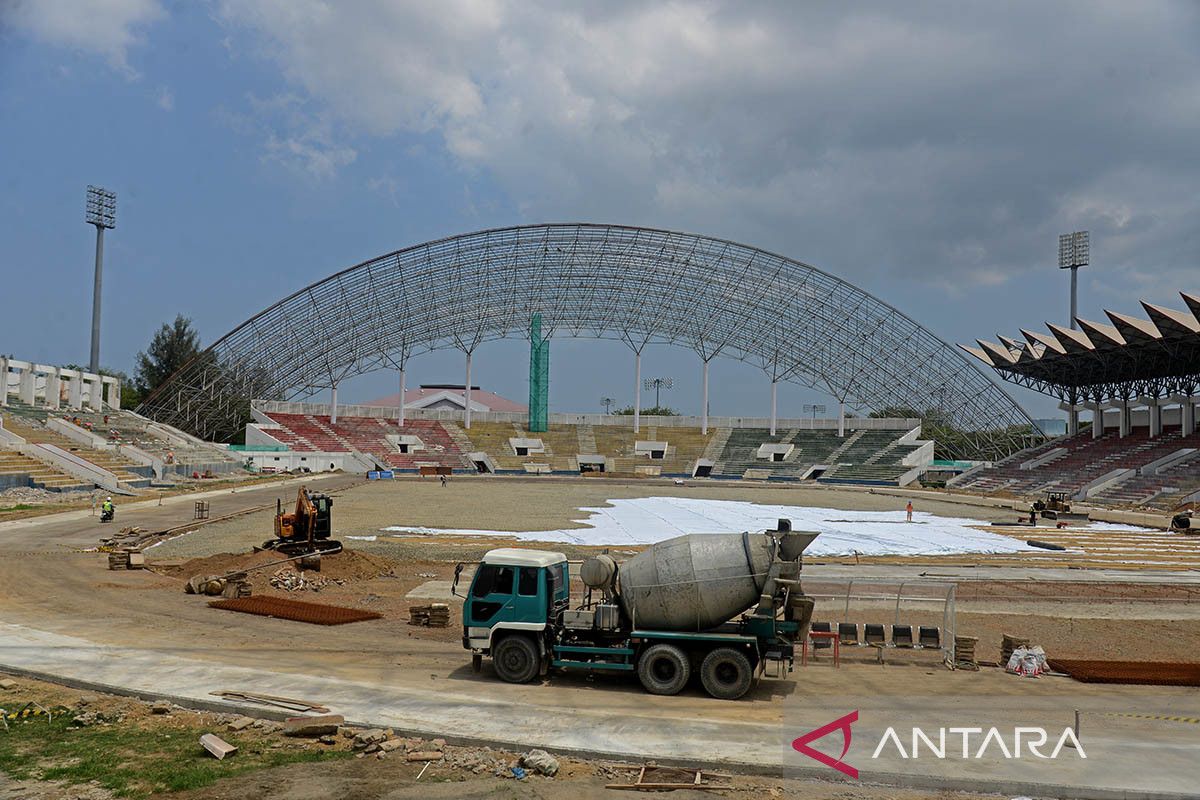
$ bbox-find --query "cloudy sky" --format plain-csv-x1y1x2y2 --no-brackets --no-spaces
1,1,1197,419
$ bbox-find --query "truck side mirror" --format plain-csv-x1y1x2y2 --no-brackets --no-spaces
451,563,464,597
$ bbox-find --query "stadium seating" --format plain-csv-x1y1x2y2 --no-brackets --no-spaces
0,450,90,492
262,413,473,472
709,427,918,482
593,424,714,475
955,426,1200,504
1,409,150,487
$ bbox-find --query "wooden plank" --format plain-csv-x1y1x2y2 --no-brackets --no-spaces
200,733,237,759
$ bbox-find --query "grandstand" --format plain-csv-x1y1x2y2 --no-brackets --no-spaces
247,400,930,485
2,357,244,493
959,292,1200,509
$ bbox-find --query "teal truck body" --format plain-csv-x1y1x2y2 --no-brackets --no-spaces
460,521,816,700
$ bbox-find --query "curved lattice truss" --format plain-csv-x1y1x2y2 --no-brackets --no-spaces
138,223,1036,458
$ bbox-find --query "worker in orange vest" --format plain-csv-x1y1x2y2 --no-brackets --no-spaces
906,501,914,523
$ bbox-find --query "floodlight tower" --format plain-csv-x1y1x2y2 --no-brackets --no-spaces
1058,231,1089,330
643,377,673,408
86,186,117,373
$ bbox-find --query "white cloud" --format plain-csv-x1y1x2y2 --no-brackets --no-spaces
5,0,165,76
212,1,1200,291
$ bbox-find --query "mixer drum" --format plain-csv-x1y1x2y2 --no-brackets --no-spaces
617,533,779,631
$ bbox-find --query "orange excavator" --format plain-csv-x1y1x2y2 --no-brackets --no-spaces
261,486,341,555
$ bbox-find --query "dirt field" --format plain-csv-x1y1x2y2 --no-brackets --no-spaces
3,475,1199,798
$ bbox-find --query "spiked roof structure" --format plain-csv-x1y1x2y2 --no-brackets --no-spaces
962,292,1200,402
138,223,1038,458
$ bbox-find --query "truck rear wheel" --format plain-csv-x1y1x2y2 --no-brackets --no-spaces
700,648,753,700
637,644,690,695
492,634,540,683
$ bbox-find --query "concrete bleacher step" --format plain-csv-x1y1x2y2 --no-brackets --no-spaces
0,451,90,491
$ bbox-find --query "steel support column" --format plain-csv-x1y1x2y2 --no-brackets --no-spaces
329,384,339,425
701,359,710,435
464,351,473,429
769,378,778,436
398,367,406,426
1093,402,1104,439
633,351,642,434
838,401,846,437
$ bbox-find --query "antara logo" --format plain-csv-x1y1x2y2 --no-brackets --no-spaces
792,712,1086,779
791,710,859,779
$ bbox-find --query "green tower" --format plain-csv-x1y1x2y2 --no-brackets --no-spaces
528,313,550,432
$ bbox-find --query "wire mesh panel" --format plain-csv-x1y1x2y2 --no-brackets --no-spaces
138,223,1036,458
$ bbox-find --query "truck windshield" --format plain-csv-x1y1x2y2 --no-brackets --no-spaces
472,564,514,597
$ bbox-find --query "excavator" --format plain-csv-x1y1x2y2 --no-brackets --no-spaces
261,486,341,555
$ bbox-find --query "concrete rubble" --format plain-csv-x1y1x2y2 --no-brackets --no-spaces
269,567,341,592
283,714,344,737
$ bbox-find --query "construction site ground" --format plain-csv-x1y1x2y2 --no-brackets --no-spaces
2,474,1198,798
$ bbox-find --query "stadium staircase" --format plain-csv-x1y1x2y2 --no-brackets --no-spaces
0,450,90,492
819,431,924,484
67,410,240,474
1,407,150,488
576,423,598,456
458,421,529,471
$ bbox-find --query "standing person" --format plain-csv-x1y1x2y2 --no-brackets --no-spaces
440,474,448,487
905,501,913,523
1029,504,1038,525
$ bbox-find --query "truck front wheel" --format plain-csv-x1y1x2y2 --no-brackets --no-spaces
637,644,690,695
700,648,753,700
492,635,540,683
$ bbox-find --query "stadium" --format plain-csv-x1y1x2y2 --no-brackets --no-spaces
3,216,1199,797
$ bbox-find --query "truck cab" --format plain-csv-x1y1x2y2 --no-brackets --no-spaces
462,548,569,681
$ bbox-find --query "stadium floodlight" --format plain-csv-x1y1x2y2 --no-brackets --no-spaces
803,403,826,419
600,396,615,414
85,185,117,373
1058,231,1089,330
86,185,117,229
642,377,674,407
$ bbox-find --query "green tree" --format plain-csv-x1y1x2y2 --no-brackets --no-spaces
615,405,679,416
134,315,202,398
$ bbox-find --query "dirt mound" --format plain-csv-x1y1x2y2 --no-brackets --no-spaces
166,548,401,583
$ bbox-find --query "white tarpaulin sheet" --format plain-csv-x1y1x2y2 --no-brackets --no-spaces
382,496,1038,556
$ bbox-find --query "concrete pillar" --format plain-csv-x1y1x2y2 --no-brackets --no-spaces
46,369,61,411
1148,399,1162,437
1067,408,1079,437
108,379,120,410
397,368,406,427
68,374,82,411
84,376,101,410
464,352,473,430
330,384,339,425
0,357,8,406
700,359,709,435
769,378,778,436
1092,402,1103,439
1184,399,1197,436
18,368,35,405
838,401,846,438
633,350,642,434
1119,401,1131,438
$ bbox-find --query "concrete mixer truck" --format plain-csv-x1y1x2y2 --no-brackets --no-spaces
457,519,817,700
